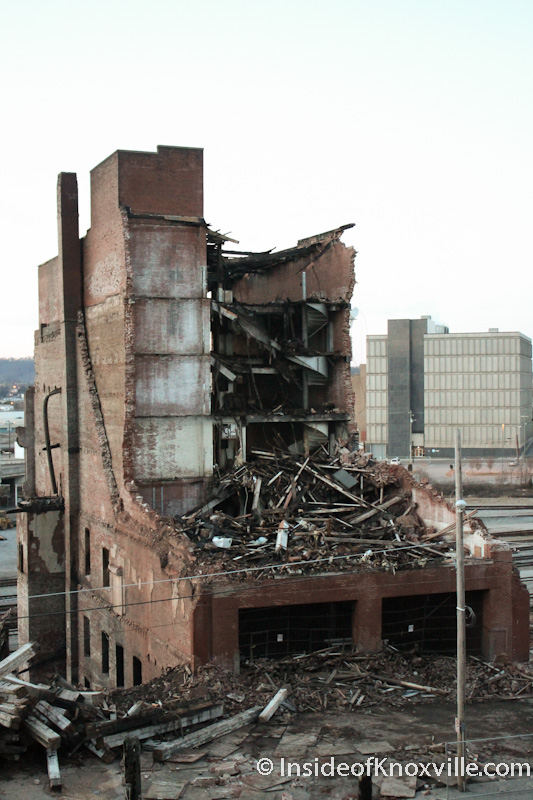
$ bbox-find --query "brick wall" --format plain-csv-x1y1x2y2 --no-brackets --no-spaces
202,557,530,669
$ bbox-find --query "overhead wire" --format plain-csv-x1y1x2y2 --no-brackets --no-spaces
10,541,475,626
24,538,461,602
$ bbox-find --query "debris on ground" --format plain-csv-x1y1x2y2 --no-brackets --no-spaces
111,645,533,719
3,640,533,792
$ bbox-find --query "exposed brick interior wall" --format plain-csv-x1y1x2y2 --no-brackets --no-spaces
17,511,66,660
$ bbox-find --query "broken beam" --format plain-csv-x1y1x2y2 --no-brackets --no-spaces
153,706,262,761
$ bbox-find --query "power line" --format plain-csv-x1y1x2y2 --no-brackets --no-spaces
14,553,471,625
25,539,458,602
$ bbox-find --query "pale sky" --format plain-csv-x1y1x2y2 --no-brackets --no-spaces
1,0,532,363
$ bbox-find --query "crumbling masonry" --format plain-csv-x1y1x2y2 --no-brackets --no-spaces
17,146,529,689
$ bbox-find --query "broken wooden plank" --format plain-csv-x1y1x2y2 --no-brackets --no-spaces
84,739,116,763
252,477,262,511
349,494,405,525
99,703,225,749
373,675,448,696
259,688,288,723
0,680,26,697
297,462,366,506
86,700,221,739
23,715,61,749
4,674,100,718
126,701,145,717
0,709,20,728
153,706,262,761
276,521,289,552
34,700,74,734
46,747,62,790
0,643,36,679
56,688,81,703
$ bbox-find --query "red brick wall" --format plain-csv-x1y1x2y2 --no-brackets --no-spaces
233,240,355,305
200,557,529,669
77,521,196,688
38,257,60,326
117,146,203,217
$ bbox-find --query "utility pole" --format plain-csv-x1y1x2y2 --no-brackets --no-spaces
123,736,142,800
455,429,466,792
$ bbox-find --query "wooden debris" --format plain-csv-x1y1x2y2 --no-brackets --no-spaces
96,702,224,750
258,687,289,723
46,747,62,790
178,449,454,576
0,643,36,679
153,706,262,761
23,715,61,749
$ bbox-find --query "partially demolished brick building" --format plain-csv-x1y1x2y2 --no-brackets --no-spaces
17,146,529,689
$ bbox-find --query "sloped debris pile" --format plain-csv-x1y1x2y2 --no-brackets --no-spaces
111,645,533,719
4,642,533,786
175,449,454,574
0,644,232,785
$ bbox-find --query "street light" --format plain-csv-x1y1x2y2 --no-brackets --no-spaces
520,415,531,461
409,410,415,465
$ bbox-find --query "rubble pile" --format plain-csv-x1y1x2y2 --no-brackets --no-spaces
0,644,233,786
176,449,454,573
3,641,533,787
112,645,533,718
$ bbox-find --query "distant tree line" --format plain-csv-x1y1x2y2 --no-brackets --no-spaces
0,358,34,386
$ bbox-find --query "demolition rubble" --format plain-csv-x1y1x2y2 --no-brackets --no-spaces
171,448,461,574
2,640,533,790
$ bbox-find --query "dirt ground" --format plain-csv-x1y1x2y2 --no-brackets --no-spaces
2,697,533,800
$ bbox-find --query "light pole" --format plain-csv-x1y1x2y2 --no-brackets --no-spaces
455,430,466,792
521,415,530,461
409,410,415,465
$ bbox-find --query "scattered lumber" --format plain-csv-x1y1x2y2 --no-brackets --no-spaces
93,702,224,750
176,448,455,576
0,643,37,679
23,715,61,749
258,687,289,722
153,706,263,761
46,747,62,790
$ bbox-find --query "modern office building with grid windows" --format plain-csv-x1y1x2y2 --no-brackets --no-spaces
366,317,532,460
